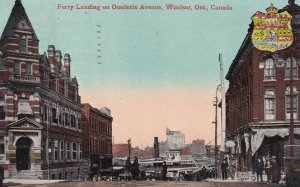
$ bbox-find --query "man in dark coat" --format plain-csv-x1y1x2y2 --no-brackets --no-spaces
0,165,4,187
270,156,280,183
221,159,228,180
256,158,264,182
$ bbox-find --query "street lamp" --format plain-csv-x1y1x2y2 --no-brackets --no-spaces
272,47,297,159
213,84,221,179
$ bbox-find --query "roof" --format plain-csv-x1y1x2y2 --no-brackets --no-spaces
1,0,38,40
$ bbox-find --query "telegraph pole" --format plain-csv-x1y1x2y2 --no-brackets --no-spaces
219,54,226,152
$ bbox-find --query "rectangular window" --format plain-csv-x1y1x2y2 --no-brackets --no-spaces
79,144,82,160
285,59,298,78
286,94,298,119
0,98,5,120
43,105,48,122
54,140,58,160
265,98,275,120
66,142,70,160
65,113,69,127
0,136,4,155
71,114,75,128
19,35,27,53
52,108,58,124
60,140,64,161
72,142,77,160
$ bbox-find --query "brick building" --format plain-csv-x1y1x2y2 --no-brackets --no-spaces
82,103,113,175
226,2,300,173
0,0,84,179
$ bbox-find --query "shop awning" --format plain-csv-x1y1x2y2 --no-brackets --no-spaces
251,128,300,156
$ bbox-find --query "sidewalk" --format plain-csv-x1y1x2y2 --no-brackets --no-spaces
4,179,64,185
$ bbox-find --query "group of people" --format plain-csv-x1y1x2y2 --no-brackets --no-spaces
256,156,280,183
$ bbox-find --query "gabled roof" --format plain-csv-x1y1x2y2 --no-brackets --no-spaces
1,0,38,40
7,117,43,130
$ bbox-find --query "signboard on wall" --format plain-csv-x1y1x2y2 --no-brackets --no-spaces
251,4,293,52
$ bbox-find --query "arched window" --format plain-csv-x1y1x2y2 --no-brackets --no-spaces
265,90,276,120
264,59,275,80
285,57,298,78
285,87,298,120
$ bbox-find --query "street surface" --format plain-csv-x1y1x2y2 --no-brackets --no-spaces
3,179,285,187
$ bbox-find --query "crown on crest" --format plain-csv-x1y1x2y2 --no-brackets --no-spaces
266,3,278,14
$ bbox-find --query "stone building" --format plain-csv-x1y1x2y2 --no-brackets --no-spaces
0,0,83,179
226,2,300,173
81,103,113,175
166,127,185,150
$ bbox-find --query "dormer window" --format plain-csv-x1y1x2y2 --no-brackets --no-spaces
19,35,27,53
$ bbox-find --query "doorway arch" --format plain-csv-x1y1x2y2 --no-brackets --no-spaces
16,137,33,171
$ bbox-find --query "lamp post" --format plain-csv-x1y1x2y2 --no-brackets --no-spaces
213,84,221,179
273,46,297,160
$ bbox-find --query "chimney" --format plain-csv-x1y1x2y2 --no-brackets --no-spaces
47,45,55,70
55,50,62,71
63,53,71,77
153,137,160,158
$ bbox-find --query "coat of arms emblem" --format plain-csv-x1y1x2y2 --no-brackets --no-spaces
251,4,293,52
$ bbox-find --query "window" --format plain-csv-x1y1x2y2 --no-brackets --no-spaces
26,63,31,75
285,57,298,78
0,98,4,120
0,136,4,155
54,140,58,160
52,107,58,124
264,59,275,80
43,105,48,122
44,70,49,86
66,142,70,160
286,87,298,120
71,114,75,128
265,90,276,120
19,35,27,53
65,113,69,127
79,144,82,160
72,142,77,160
60,140,64,161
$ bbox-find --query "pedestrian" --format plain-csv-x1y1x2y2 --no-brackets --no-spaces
221,158,228,180
270,156,280,183
265,158,271,182
162,161,168,181
0,165,4,187
256,158,264,182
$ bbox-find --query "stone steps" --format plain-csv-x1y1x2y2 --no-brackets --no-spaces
10,170,43,179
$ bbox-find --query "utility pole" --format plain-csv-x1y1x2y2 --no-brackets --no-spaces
213,85,221,179
219,54,226,152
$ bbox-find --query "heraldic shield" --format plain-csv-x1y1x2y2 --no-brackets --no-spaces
251,4,293,52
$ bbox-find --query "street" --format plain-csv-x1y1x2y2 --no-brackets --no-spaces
3,180,284,187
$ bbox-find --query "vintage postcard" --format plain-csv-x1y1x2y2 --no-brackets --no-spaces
0,0,299,186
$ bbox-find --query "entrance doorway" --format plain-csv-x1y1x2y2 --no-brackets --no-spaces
16,137,33,171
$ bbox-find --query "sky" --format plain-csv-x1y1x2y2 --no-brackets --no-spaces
0,0,290,147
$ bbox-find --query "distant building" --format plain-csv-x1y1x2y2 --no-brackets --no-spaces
112,144,129,158
159,141,167,157
81,103,113,174
166,127,185,150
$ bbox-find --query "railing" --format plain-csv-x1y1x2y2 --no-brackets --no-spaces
9,74,41,83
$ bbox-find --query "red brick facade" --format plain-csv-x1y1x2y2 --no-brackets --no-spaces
81,103,113,173
225,4,300,172
0,0,84,179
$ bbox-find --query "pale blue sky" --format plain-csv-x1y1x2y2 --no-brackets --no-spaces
0,0,291,145
0,0,289,90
